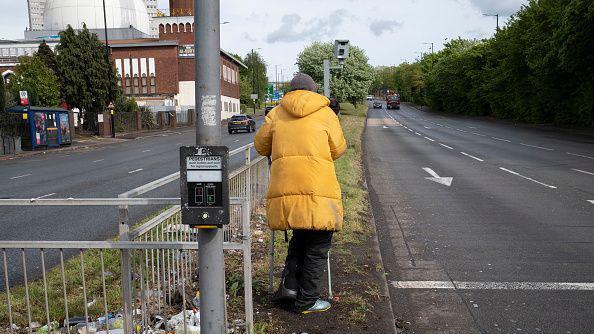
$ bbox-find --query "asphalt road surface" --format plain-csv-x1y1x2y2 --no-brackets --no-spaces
364,102,594,333
0,118,263,287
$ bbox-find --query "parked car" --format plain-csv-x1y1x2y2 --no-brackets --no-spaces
386,94,401,110
228,115,256,134
373,101,383,109
366,95,374,101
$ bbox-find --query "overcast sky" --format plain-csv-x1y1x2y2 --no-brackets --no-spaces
2,0,527,80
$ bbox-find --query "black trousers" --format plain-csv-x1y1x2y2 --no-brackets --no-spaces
283,230,333,311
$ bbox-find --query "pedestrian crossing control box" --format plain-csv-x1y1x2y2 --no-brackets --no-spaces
180,146,229,227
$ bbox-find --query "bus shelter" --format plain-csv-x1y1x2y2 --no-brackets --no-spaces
5,106,73,150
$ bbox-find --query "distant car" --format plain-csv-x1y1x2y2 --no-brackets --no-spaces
373,101,383,109
264,106,275,116
366,95,374,101
228,115,256,134
386,94,401,110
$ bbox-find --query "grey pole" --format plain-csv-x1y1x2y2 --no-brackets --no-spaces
195,0,226,333
323,59,330,98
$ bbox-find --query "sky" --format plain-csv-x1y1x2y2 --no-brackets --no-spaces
1,0,527,81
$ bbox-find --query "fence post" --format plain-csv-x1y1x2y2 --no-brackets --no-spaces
244,147,251,208
242,199,254,334
118,195,133,334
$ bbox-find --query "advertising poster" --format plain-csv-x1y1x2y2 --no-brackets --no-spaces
59,113,71,144
33,112,47,146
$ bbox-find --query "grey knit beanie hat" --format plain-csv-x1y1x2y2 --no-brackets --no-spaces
289,73,317,92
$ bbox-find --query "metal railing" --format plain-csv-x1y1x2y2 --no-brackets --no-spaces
0,144,268,334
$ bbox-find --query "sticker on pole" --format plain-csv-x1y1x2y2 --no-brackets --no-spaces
19,91,29,106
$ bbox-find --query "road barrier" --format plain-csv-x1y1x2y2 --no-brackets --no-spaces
0,144,267,334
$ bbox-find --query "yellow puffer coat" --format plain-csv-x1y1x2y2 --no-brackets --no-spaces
254,90,347,231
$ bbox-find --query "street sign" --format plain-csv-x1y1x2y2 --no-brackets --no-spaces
250,93,258,100
19,91,28,106
180,146,229,227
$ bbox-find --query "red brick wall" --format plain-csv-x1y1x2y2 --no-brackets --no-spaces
110,44,179,96
169,0,194,16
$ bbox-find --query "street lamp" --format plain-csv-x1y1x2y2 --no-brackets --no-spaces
251,48,262,112
423,42,434,54
483,13,499,31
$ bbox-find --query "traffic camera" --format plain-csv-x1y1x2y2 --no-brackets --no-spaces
334,40,350,65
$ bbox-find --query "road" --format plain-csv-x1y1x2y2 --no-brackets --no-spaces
0,118,263,286
364,102,594,333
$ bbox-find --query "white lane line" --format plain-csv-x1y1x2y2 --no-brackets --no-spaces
588,200,594,205
92,159,105,163
34,193,56,200
414,132,422,136
423,136,435,142
435,123,444,127
10,174,32,180
391,280,594,291
456,129,468,133
439,143,454,150
234,139,240,142
407,129,413,133
176,142,183,145
424,126,431,129
471,132,486,137
572,168,594,176
499,167,557,189
520,143,554,151
460,152,484,162
467,126,477,129
128,168,143,174
567,152,594,160
142,149,151,153
492,137,511,143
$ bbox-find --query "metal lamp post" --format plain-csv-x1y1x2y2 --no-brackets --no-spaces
483,13,499,31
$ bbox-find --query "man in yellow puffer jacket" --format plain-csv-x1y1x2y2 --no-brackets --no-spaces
254,73,347,314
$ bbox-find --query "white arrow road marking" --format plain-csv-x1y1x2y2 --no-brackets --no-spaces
572,168,594,176
391,280,594,291
461,152,484,162
10,174,31,180
128,169,143,174
499,167,557,189
422,167,453,187
567,152,594,160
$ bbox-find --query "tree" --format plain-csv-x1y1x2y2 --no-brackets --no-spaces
297,42,374,105
37,41,57,74
56,25,118,131
240,51,268,107
7,55,61,107
0,76,5,112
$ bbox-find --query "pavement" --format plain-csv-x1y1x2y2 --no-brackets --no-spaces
363,102,594,333
0,117,264,286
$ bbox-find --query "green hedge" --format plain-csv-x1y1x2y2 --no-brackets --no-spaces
390,0,594,126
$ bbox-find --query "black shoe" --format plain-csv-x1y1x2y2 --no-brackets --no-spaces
271,277,297,302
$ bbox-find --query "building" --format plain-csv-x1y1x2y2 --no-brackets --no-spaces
4,0,246,120
27,0,47,31
26,0,159,37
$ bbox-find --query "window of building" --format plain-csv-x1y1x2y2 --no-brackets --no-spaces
141,74,147,94
223,65,227,81
224,102,228,112
150,74,156,94
133,74,139,94
125,75,131,95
